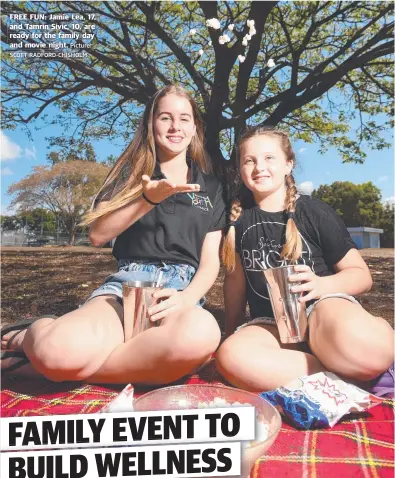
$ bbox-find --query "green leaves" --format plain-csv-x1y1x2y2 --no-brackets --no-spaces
1,0,393,167
313,181,384,228
314,180,394,248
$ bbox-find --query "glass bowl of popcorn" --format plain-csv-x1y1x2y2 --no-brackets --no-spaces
133,384,282,477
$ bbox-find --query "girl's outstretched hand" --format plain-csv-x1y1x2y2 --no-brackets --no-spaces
147,288,195,322
288,264,324,303
141,175,200,204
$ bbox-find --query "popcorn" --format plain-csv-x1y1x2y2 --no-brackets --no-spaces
260,372,383,429
193,397,269,447
206,18,221,30
228,24,234,31
195,398,251,408
247,19,255,28
242,39,248,47
219,34,230,45
267,58,276,68
177,399,189,408
238,55,246,63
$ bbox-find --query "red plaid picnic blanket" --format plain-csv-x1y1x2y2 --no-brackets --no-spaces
1,363,394,477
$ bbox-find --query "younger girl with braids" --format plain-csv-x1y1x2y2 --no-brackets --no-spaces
216,126,394,392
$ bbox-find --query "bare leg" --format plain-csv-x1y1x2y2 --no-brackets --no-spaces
86,307,221,384
309,298,394,381
23,295,124,381
216,325,324,392
20,295,220,384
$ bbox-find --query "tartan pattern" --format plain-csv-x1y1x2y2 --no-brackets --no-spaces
251,399,394,477
0,359,223,417
1,364,394,477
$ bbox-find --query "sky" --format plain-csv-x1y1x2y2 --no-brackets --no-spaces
1,107,393,215
1,2,393,215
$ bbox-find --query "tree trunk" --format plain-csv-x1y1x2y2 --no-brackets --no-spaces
205,124,244,206
205,125,234,209
68,218,76,246
205,126,224,176
69,229,76,246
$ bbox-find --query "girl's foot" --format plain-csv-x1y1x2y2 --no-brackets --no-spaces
1,328,27,352
1,316,58,352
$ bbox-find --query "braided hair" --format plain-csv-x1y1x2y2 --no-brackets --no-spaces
221,200,243,273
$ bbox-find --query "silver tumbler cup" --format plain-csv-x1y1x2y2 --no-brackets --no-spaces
263,265,308,343
122,281,163,341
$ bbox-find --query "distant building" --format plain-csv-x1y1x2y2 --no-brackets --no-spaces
347,227,384,249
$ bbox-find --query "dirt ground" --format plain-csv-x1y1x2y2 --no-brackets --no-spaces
1,246,393,329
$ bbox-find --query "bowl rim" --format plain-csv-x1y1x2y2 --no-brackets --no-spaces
133,383,282,449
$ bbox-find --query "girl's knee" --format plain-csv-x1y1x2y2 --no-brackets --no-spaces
312,313,394,380
167,309,221,362
354,318,395,379
216,336,250,382
24,322,104,381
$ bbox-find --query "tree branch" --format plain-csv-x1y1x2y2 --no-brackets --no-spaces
136,1,210,109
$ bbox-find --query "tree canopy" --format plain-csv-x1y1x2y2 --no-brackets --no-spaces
47,140,97,165
7,160,110,244
313,180,384,228
379,202,394,248
0,208,58,234
1,1,393,192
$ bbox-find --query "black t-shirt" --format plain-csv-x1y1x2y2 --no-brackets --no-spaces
102,160,226,269
235,195,357,320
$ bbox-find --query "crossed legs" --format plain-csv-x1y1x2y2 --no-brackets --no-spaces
12,295,221,384
216,298,394,392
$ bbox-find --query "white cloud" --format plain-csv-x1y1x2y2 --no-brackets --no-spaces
297,181,314,195
0,132,22,162
1,167,14,176
378,175,388,182
298,147,307,154
383,196,395,206
0,203,18,216
25,145,37,160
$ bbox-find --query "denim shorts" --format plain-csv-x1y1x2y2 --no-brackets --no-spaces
86,260,205,307
237,293,360,331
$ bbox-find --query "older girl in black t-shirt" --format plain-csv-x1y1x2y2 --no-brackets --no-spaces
216,126,394,392
2,85,225,384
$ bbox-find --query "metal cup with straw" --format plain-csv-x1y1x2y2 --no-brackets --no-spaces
122,269,164,341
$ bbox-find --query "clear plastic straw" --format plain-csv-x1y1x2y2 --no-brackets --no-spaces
155,270,163,288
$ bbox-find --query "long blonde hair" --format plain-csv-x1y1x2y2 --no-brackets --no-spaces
81,84,211,225
222,126,302,272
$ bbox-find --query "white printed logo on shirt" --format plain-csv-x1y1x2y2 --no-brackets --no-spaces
241,220,315,300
